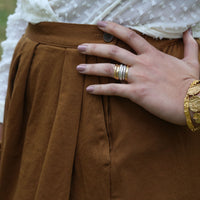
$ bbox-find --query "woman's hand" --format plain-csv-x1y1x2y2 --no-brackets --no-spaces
77,21,200,125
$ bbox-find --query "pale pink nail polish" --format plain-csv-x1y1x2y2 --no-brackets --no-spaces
77,64,86,72
86,86,94,93
188,28,193,37
78,45,87,53
97,21,107,28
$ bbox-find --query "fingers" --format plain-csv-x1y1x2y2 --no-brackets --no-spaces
77,63,115,78
97,21,153,54
86,83,132,99
183,29,199,63
78,44,137,66
77,63,134,82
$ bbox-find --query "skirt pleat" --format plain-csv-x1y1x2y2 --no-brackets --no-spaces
0,22,200,200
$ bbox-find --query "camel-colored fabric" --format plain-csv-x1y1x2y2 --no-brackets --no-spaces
0,22,200,200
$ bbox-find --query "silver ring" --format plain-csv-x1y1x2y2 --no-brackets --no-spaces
114,64,129,81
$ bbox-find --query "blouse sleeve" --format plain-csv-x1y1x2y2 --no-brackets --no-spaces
0,0,28,123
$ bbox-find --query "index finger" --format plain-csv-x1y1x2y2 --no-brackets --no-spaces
97,21,153,54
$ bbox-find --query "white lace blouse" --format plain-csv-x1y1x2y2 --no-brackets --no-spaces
0,0,200,123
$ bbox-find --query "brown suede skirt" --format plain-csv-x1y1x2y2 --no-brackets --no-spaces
0,22,200,200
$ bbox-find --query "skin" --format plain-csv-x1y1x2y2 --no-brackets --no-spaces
0,23,198,142
77,21,200,125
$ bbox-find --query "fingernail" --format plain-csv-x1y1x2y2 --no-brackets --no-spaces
86,86,94,93
77,64,86,72
188,28,193,36
78,45,87,53
97,21,107,28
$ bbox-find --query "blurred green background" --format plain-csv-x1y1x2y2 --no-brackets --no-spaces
0,0,17,57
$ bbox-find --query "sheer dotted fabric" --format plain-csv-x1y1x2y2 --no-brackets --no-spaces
21,0,200,38
0,0,200,122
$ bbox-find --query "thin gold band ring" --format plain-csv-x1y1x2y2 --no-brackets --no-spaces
114,64,129,81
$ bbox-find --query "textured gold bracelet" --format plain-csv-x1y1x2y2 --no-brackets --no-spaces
184,80,200,132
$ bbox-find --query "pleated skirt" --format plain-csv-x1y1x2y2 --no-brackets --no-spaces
0,22,200,200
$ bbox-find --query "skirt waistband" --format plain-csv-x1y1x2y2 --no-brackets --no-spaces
25,22,183,49
25,22,118,48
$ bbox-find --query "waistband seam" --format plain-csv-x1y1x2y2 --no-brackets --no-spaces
25,34,80,49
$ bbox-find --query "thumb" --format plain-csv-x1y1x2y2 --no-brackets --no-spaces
183,28,199,62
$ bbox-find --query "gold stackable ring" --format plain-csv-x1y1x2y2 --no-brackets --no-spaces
114,64,129,81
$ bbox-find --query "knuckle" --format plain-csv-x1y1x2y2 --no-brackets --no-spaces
109,85,118,95
104,64,114,76
133,86,148,101
108,45,119,57
137,71,151,82
109,22,118,32
126,30,137,42
137,55,151,67
90,44,97,54
126,30,154,52
88,64,95,73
